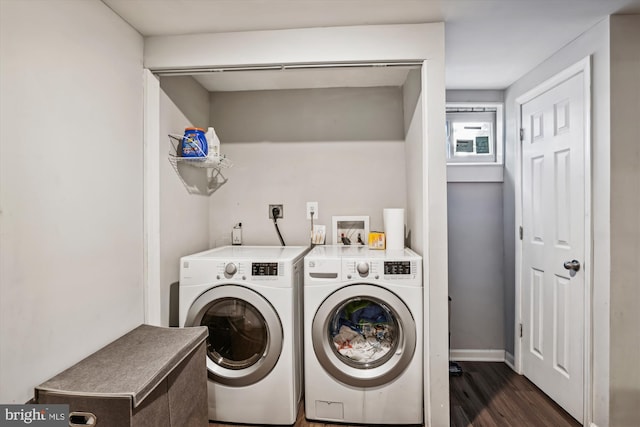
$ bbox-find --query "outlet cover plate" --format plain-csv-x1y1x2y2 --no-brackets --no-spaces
269,204,283,219
306,202,318,219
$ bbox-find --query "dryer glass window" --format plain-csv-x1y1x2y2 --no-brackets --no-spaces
328,297,399,369
200,298,268,370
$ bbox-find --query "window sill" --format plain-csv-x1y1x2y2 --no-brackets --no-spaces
447,163,503,183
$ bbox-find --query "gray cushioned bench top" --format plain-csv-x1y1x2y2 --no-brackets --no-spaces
36,324,208,407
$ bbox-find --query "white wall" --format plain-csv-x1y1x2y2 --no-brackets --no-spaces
145,24,444,70
404,70,424,253
608,14,640,427
446,90,504,104
209,141,406,246
159,76,211,326
207,87,406,247
210,87,404,143
0,0,144,403
422,56,449,426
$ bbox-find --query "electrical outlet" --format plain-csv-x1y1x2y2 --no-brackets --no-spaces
306,202,318,220
269,204,283,219
232,227,242,245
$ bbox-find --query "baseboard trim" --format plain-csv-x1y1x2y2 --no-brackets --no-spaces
504,351,516,371
450,349,505,362
589,423,599,427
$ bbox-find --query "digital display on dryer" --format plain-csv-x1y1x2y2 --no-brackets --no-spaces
384,261,412,275
252,262,278,276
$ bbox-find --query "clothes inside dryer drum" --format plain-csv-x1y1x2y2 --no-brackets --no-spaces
330,298,398,366
201,297,268,370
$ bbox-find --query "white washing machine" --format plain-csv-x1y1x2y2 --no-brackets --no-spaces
304,245,423,425
179,245,308,425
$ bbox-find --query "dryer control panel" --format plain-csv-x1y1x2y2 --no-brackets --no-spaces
179,260,293,287
342,258,419,282
252,262,279,276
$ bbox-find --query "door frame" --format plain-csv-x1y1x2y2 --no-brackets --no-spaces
514,56,592,424
143,69,162,326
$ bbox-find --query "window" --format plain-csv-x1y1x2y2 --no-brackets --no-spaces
447,110,496,162
446,102,504,182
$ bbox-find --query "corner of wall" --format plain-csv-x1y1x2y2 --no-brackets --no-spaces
608,14,640,427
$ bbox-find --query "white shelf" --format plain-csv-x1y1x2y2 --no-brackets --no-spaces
168,153,232,169
167,134,232,195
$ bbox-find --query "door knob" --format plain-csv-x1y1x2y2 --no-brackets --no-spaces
563,260,581,272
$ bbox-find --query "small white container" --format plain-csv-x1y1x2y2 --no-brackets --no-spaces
205,127,220,157
383,208,405,250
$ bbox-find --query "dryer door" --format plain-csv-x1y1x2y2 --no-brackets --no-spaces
312,283,417,387
185,285,283,386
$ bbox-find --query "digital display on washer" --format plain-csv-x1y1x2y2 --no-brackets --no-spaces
384,261,412,275
252,262,278,276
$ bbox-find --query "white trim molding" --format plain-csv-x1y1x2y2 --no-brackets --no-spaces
450,349,506,362
505,351,516,371
143,69,162,326
144,24,443,70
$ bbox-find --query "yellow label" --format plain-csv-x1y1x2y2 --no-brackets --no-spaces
368,232,386,250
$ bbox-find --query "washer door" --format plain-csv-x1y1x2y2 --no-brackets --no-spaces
185,285,283,386
312,284,416,387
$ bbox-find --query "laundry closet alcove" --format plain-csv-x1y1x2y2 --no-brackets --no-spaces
143,23,449,427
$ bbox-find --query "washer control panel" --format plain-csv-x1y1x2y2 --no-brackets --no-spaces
342,258,418,281
343,260,379,280
384,261,413,275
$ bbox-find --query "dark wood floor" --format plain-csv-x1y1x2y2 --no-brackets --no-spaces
450,362,580,427
209,362,581,427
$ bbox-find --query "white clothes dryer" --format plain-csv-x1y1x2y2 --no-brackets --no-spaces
179,246,308,425
304,245,423,425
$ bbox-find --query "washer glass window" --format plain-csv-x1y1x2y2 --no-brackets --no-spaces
201,297,268,370
328,297,400,369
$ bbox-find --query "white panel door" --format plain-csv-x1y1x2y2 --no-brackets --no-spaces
521,72,585,423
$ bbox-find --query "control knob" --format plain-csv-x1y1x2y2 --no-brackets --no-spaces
357,262,369,276
225,263,237,276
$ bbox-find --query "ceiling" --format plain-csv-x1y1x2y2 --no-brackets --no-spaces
102,0,640,90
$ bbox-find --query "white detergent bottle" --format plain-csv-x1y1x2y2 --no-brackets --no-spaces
205,127,220,158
